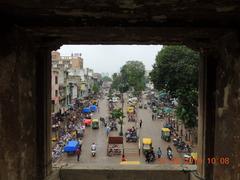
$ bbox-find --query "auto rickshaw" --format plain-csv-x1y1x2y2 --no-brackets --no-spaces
92,119,99,129
161,128,171,142
92,99,98,105
184,152,197,164
142,138,152,155
127,106,134,113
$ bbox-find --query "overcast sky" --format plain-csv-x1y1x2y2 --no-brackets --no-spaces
57,45,162,76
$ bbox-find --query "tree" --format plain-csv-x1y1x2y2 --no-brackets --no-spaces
92,83,100,94
150,45,199,128
120,61,146,94
111,73,121,90
102,76,112,82
111,108,125,136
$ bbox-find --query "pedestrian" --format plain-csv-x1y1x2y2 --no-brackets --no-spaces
156,147,162,158
139,119,142,128
106,126,110,136
76,147,81,162
121,154,127,161
152,114,154,120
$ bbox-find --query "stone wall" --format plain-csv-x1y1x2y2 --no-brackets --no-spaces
213,32,240,180
0,30,52,180
0,30,38,180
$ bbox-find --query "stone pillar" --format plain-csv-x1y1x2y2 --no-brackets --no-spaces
196,48,218,180
0,29,53,180
213,32,240,180
35,47,52,178
0,30,38,180
196,32,240,180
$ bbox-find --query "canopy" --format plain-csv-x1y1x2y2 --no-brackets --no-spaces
142,138,152,145
83,119,92,125
92,119,99,122
90,105,97,112
191,152,198,161
64,140,79,152
127,107,134,113
162,128,170,132
159,92,167,98
108,136,123,144
163,107,172,113
82,107,91,113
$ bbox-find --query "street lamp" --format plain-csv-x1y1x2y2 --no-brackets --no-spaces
119,84,124,136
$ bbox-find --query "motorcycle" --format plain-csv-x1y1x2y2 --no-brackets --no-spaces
167,149,173,160
91,147,96,157
145,153,155,163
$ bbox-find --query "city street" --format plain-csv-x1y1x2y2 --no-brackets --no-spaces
56,94,184,166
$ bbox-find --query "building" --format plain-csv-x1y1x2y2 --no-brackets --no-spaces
51,69,60,113
52,51,83,69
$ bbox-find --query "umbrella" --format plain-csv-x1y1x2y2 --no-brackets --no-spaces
64,140,79,153
163,107,172,113
83,119,92,126
82,107,91,113
159,92,167,98
90,105,97,112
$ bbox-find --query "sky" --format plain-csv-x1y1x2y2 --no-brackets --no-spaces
57,45,162,76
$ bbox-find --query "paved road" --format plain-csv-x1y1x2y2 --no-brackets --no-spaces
57,94,184,165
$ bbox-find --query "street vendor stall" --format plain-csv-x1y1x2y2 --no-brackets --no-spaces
107,136,124,156
64,140,80,154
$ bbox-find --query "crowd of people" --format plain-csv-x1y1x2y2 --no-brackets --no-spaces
51,98,99,163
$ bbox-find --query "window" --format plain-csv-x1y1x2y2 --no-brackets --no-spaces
55,90,58,97
55,76,58,84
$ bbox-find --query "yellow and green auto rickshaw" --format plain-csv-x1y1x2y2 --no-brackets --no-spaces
142,138,152,155
92,99,98,105
127,106,134,113
92,119,99,129
161,128,171,142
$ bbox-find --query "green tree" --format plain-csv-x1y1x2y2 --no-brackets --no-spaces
92,83,100,94
102,76,112,82
111,108,125,136
120,61,146,94
111,73,121,90
150,45,199,128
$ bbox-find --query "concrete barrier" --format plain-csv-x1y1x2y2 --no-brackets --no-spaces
58,164,196,180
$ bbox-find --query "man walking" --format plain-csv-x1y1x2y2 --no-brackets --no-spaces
76,147,81,162
139,119,142,128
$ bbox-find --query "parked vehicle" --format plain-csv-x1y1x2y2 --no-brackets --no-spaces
144,104,148,109
92,119,99,129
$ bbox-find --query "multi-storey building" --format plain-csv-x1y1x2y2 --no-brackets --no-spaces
51,68,60,113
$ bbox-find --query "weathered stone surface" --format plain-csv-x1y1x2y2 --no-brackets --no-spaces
0,1,240,180
0,32,38,180
213,33,240,180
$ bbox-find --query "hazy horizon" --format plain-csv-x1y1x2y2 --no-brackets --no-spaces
58,45,162,76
